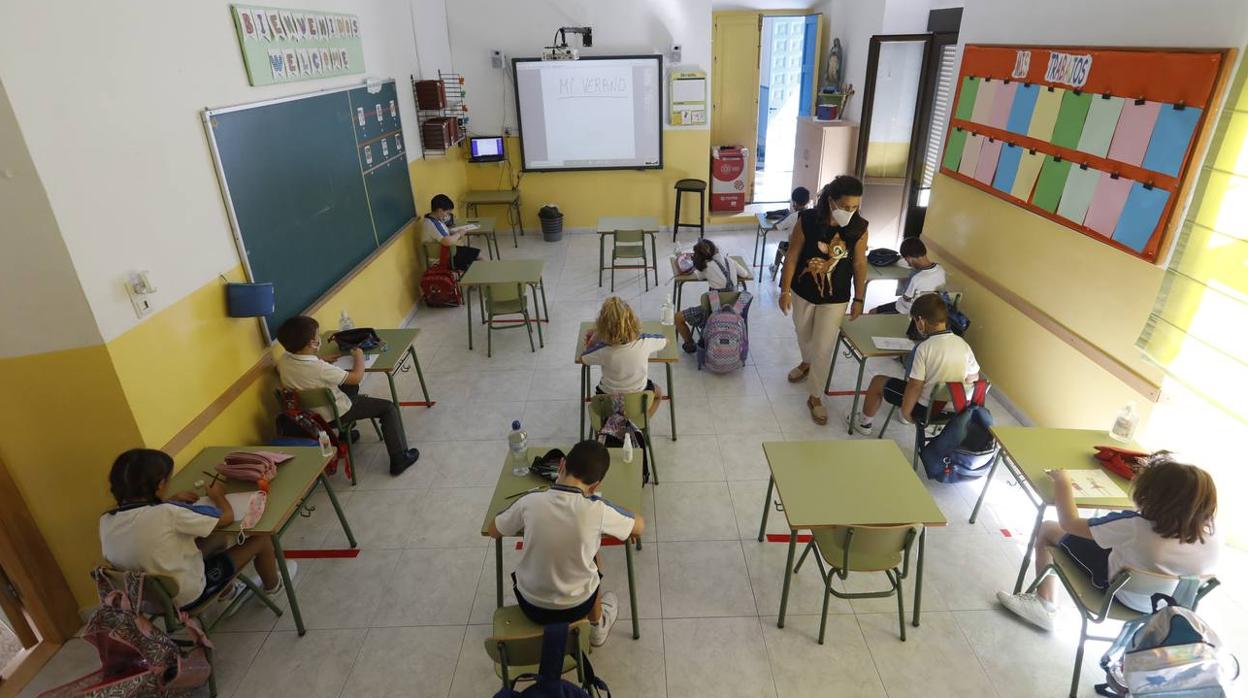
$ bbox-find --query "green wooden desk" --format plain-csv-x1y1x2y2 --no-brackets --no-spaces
459,260,550,350
754,212,782,269
972,427,1138,593
480,446,643,639
866,261,911,284
758,440,947,629
167,446,354,636
576,322,678,441
669,254,754,310
320,328,431,407
465,190,522,247
597,216,660,287
824,314,913,431
464,217,501,260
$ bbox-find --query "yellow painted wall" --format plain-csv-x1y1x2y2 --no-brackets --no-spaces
464,131,711,229
923,173,1165,426
410,147,469,220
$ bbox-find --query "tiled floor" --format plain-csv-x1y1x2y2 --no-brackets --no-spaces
20,229,1248,697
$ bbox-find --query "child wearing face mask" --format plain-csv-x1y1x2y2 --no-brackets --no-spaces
847,293,978,435
422,193,481,272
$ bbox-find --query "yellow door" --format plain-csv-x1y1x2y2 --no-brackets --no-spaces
712,12,762,203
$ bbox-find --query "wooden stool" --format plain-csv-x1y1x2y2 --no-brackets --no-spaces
672,178,707,241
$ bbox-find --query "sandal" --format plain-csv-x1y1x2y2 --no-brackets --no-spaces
787,364,810,383
806,397,828,425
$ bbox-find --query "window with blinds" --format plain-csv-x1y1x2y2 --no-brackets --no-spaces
1136,62,1248,422
917,43,959,207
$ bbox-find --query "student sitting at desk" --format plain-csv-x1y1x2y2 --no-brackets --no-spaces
488,440,645,646
582,297,667,419
998,454,1219,630
275,315,419,476
674,238,751,354
847,293,978,435
769,186,811,274
871,237,946,315
99,448,290,610
423,193,481,272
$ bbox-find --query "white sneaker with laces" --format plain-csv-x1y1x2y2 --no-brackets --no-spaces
843,413,874,436
252,559,298,596
997,591,1056,631
590,592,619,647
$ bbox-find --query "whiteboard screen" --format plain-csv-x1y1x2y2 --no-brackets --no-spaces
513,56,663,171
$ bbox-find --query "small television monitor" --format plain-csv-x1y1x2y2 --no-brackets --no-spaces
469,136,505,162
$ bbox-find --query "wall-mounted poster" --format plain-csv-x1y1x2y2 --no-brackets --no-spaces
232,4,363,86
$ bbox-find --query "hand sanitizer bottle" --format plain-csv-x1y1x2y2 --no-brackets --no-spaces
622,432,634,463
660,293,675,326
339,309,354,331
1109,402,1138,443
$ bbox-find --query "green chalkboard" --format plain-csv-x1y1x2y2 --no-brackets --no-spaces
206,80,415,333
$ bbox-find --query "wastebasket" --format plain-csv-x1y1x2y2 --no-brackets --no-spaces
538,204,563,242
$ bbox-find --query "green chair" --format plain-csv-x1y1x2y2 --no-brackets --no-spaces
99,564,282,698
793,524,919,643
1027,546,1220,698
483,606,594,693
609,230,653,292
484,282,537,358
876,382,969,471
275,388,381,486
587,391,659,486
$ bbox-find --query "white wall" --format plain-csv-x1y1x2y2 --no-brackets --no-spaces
0,0,452,345
959,0,1247,47
444,0,712,135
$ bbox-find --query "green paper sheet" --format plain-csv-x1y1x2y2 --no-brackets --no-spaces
942,128,968,171
1032,156,1072,212
1051,90,1094,150
955,77,980,122
1076,96,1125,158
1055,166,1103,224
1027,87,1064,142
1010,149,1047,201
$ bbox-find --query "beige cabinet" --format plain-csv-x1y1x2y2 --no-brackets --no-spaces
792,118,858,197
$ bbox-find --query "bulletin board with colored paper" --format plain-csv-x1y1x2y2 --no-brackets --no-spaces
940,45,1231,262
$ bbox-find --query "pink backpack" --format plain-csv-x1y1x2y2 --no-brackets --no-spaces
697,291,752,373
214,450,291,482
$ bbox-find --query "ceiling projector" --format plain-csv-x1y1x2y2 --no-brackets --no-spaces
543,26,592,61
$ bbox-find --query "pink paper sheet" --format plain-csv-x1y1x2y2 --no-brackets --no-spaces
974,138,1004,184
1108,100,1162,166
988,81,1018,130
1083,174,1135,236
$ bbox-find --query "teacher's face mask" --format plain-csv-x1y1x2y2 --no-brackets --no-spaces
830,205,855,228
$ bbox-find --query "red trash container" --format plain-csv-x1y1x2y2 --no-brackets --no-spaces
710,146,748,213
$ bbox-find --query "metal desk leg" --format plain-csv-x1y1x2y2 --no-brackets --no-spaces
665,363,677,442
513,200,523,240
847,356,867,434
969,451,1004,523
528,284,544,348
913,526,926,627
319,473,357,548
778,534,797,628
649,233,659,286
598,234,606,287
757,476,774,542
625,539,640,639
466,286,475,350
824,332,845,396
1014,505,1048,593
270,535,305,635
538,277,550,322
495,536,504,608
753,223,762,267
579,365,588,440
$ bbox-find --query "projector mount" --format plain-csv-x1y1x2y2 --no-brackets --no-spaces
543,26,592,61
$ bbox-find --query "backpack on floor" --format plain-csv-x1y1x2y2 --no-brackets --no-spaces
274,388,352,480
697,290,752,374
39,568,212,698
919,380,998,483
421,245,463,307
1096,593,1238,697
492,622,610,698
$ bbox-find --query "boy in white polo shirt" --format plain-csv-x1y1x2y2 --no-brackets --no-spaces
489,440,645,646
849,293,979,434
275,315,419,476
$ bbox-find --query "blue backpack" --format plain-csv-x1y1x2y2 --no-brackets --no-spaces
493,623,610,698
920,380,999,483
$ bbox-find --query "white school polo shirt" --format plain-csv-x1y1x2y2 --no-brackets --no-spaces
1089,511,1220,612
896,263,946,314
276,352,352,420
494,484,636,609
581,334,667,394
908,330,980,406
99,503,220,607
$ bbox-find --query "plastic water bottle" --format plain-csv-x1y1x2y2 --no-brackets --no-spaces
317,429,334,457
339,309,354,331
660,293,675,326
1109,402,1138,443
509,421,529,476
622,432,634,463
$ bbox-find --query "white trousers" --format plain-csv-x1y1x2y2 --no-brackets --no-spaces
791,296,848,399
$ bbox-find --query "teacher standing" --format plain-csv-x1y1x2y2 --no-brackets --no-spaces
778,175,868,425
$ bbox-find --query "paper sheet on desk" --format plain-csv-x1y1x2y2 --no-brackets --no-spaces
873,337,915,351
333,354,379,370
1067,470,1126,500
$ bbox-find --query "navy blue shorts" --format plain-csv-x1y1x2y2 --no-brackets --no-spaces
513,571,601,625
182,553,237,610
1058,534,1111,589
882,377,929,423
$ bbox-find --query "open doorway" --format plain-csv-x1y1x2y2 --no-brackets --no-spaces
754,14,819,203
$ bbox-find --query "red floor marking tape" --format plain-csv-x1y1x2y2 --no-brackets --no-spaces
765,533,813,543
824,390,867,397
398,401,437,407
1000,529,1012,538
283,549,361,559
486,319,550,325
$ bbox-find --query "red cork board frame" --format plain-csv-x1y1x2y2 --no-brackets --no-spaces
942,45,1233,263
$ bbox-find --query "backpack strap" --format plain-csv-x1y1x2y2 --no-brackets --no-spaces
971,379,989,406
947,381,969,412
713,258,734,291
537,623,570,683
732,291,753,315
707,290,721,310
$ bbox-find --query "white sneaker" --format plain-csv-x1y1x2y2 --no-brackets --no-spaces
996,591,1056,631
843,413,874,436
253,560,298,596
590,592,619,647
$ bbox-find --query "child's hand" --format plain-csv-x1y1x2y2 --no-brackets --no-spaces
322,352,342,362
1047,469,1070,486
350,346,365,360
206,480,227,501
168,490,199,504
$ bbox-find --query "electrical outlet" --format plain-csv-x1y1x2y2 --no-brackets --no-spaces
491,50,504,69
125,272,156,319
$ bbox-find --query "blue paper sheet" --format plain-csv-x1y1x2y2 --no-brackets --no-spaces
1141,105,1202,177
993,143,1024,194
1112,183,1170,253
1006,84,1040,135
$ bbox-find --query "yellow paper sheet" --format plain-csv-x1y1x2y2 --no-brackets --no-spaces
1009,149,1047,201
1027,87,1065,142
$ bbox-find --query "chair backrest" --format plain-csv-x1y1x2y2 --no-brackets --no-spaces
277,387,343,423
1113,567,1212,609
485,282,524,307
822,524,918,572
483,618,591,667
588,391,653,432
423,240,450,267
98,564,182,621
614,229,645,246
699,290,742,316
